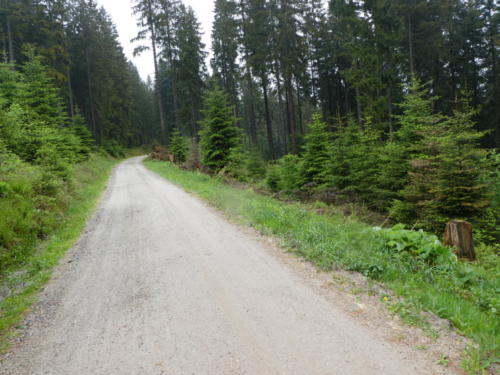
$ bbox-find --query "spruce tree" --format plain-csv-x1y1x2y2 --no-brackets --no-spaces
393,86,489,231
199,87,240,172
174,5,206,137
300,114,331,186
132,0,167,144
17,50,67,127
169,128,188,164
211,0,240,110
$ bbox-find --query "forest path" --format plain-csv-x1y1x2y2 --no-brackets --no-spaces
1,157,456,375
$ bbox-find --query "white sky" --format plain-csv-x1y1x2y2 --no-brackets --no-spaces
96,0,215,81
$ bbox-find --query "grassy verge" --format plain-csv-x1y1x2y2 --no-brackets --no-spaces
0,153,120,350
145,159,499,374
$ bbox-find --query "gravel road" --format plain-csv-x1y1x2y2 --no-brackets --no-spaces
1,157,458,375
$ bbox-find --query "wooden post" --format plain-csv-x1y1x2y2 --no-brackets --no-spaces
444,220,475,261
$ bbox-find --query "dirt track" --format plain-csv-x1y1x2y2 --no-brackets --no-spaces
0,157,458,374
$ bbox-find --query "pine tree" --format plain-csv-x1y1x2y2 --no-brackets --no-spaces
241,0,275,158
70,109,94,158
393,86,489,231
132,0,167,144
17,49,67,127
271,0,308,154
174,5,206,137
199,86,240,172
0,57,84,177
300,113,331,186
395,79,444,157
211,0,240,112
169,128,188,164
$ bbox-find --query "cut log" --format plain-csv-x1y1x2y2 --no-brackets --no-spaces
444,220,475,260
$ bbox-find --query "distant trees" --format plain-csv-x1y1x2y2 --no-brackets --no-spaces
132,0,167,143
0,0,156,148
204,0,498,239
132,0,207,143
266,78,493,235
205,0,500,157
0,0,498,240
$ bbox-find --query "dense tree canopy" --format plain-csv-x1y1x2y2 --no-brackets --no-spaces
1,0,156,148
1,0,498,238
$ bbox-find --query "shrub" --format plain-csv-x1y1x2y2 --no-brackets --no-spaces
227,147,267,182
266,154,302,193
102,139,125,157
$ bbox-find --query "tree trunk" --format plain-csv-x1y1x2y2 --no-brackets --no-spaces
67,68,74,120
355,85,363,128
444,220,475,260
239,0,257,145
296,79,304,135
2,31,7,63
285,78,297,154
408,13,415,77
274,63,288,153
262,79,275,159
85,48,97,141
165,21,180,130
7,16,14,63
245,72,258,145
387,86,393,138
150,23,166,145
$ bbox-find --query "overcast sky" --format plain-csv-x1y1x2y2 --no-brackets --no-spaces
96,0,215,81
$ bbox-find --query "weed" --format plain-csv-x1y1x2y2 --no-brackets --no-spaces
437,354,450,367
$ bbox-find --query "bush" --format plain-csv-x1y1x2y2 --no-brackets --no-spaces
183,139,202,171
0,148,39,270
227,147,267,182
266,154,302,193
102,139,125,157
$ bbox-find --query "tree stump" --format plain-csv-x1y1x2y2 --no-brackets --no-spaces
444,220,475,260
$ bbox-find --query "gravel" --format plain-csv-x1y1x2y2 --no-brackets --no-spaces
0,157,460,375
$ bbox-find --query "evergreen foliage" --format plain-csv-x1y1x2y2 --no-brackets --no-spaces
393,92,490,232
266,154,302,193
0,58,87,178
0,0,157,148
199,87,240,172
300,114,331,186
169,128,188,164
0,54,92,272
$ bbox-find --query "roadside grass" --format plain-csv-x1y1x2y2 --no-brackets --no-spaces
0,153,120,351
145,159,499,374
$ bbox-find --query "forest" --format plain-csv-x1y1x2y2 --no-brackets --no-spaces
134,0,499,241
0,0,499,372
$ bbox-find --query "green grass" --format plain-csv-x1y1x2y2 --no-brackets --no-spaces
0,153,120,350
145,159,499,374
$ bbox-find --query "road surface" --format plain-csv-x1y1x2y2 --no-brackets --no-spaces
1,157,455,374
